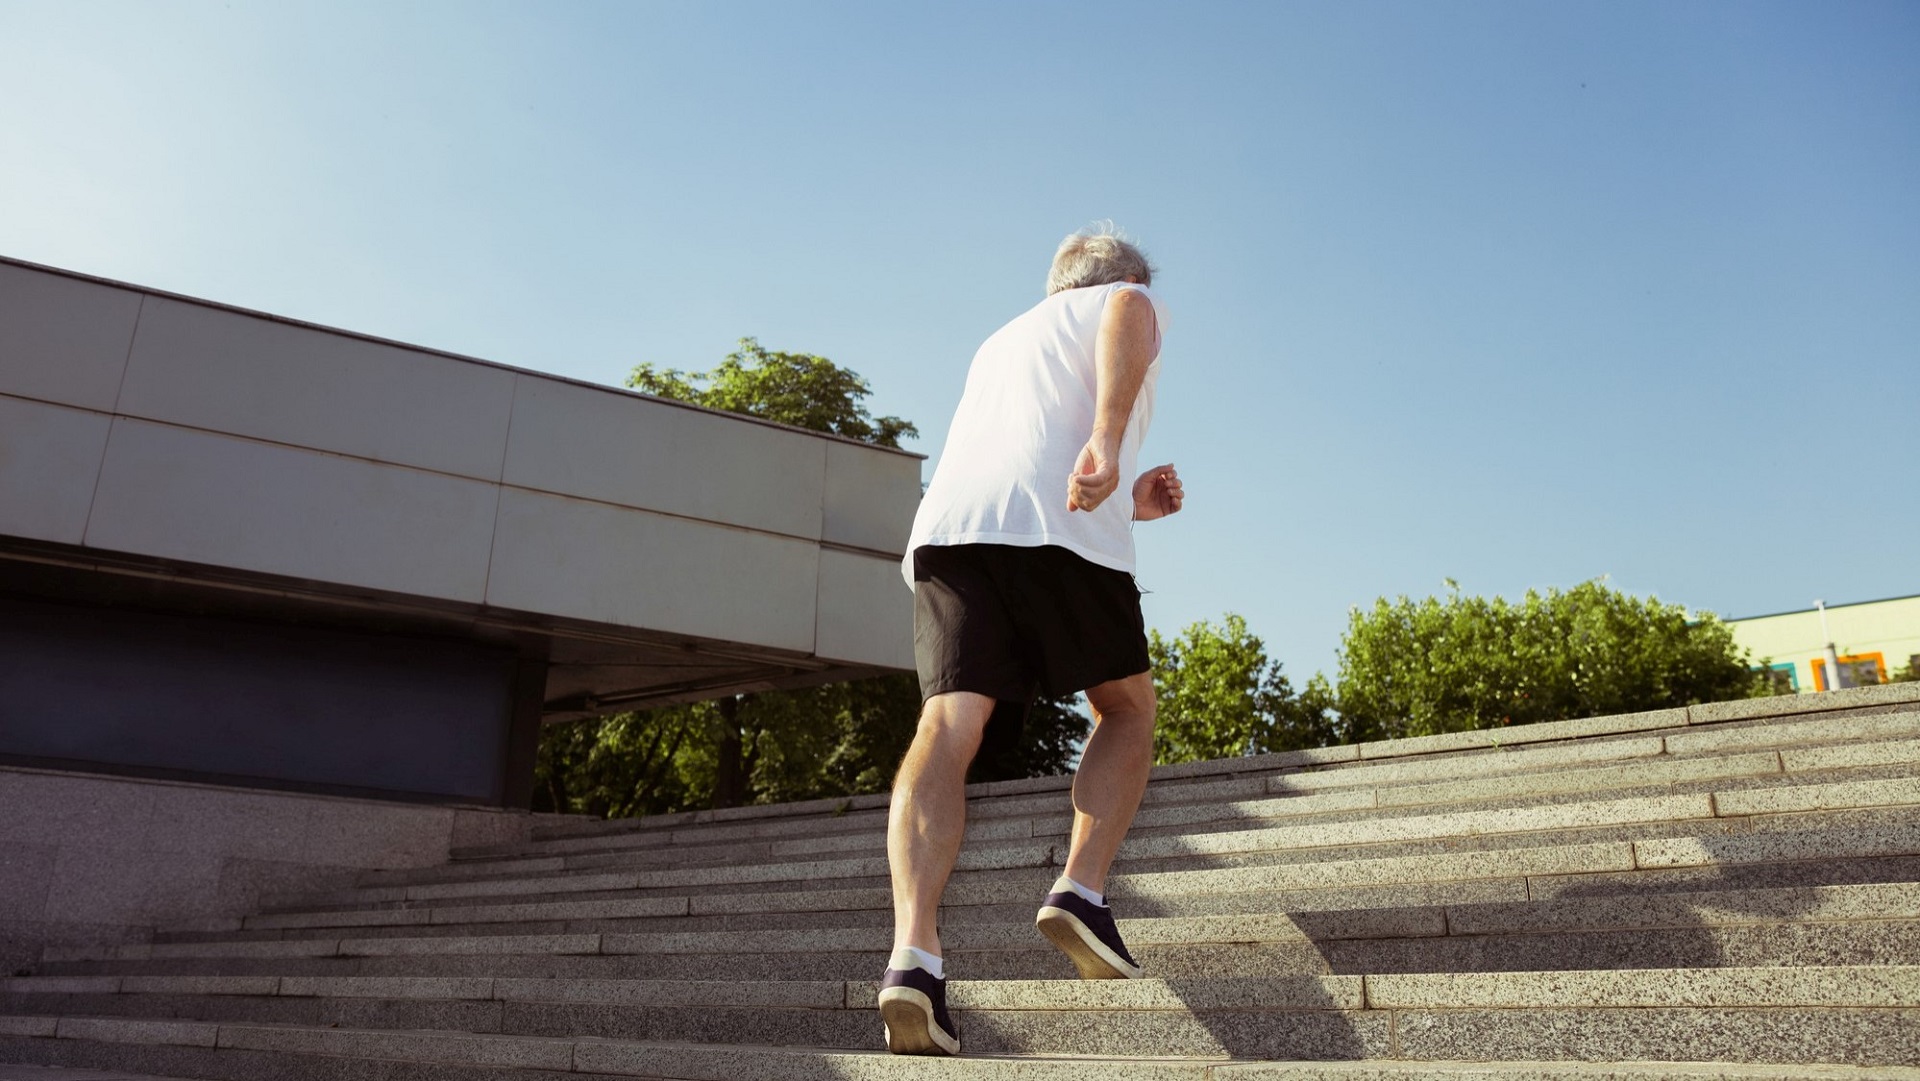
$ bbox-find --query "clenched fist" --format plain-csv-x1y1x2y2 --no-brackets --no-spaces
1131,463,1183,521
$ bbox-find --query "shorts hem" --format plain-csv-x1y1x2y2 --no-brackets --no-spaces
1037,660,1151,700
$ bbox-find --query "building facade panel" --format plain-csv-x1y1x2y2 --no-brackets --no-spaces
1729,595,1920,691
0,395,112,545
499,375,828,541
114,296,519,481
823,438,920,554
0,262,142,411
83,418,501,603
485,487,822,654
813,547,914,669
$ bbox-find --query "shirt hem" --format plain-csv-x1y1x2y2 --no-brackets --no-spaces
902,532,1136,583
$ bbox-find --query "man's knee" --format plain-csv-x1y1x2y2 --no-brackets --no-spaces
1086,671,1156,724
915,691,996,746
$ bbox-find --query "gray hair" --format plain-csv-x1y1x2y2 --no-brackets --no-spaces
1046,222,1156,295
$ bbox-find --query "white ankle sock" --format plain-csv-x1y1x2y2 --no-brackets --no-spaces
890,946,944,979
1052,874,1105,907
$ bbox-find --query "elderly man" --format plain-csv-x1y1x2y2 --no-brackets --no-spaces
878,226,1183,1056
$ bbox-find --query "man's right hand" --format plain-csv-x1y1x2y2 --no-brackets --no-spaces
1067,440,1119,512
1131,463,1183,521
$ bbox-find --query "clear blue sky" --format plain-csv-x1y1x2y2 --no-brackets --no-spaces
4,1,1915,681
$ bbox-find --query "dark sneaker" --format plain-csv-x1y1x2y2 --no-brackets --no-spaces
1035,890,1143,979
878,965,959,1055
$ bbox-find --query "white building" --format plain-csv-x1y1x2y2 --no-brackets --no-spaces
1728,594,1920,693
0,256,918,808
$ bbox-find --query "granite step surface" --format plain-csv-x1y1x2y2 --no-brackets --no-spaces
451,705,1920,866
148,873,1920,958
160,870,1920,949
359,742,1920,892
35,880,1920,986
2,966,1917,1063
13,686,1920,1080
17,1018,1920,1081
500,683,1919,847
125,811,1920,969
33,1056,1919,1081
249,797,1920,927
482,693,1918,853
275,769,1920,914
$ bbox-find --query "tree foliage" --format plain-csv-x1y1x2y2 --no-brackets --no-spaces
534,672,1089,818
969,695,1091,785
627,338,917,448
1146,585,1768,768
1335,578,1763,741
1148,614,1339,763
534,677,927,818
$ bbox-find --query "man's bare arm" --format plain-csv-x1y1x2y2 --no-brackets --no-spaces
1067,287,1159,513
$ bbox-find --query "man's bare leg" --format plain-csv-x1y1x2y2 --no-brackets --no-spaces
1034,671,1157,979
888,691,995,956
1062,671,1158,891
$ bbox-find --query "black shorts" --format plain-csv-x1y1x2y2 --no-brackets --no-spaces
912,543,1150,704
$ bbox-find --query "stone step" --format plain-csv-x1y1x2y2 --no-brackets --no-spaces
147,836,1907,979
956,720,1920,847
1138,774,1920,862
2,966,1917,1064
1324,919,1919,974
467,729,1687,862
1130,754,1920,846
14,958,1920,1012
498,683,1920,852
503,708,1689,849
179,804,1920,959
38,866,1920,979
0,1066,248,1081
15,1055,1911,1081
223,878,1920,961
385,733,1920,897
16,688,1920,1081
8,1027,1920,1081
38,875,1920,987
454,706,1920,866
162,877,1544,946
173,869,1920,955
162,842,1917,953
264,787,1920,921
361,814,1039,889
367,740,1920,892
15,922,1917,995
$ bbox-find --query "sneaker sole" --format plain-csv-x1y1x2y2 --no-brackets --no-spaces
1035,905,1143,980
878,985,959,1056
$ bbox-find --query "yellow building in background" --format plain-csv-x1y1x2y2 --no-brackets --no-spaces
1728,594,1920,693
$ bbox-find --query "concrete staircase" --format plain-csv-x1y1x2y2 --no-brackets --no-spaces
5,684,1920,1079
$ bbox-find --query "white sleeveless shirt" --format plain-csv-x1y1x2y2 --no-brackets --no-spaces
904,282,1165,582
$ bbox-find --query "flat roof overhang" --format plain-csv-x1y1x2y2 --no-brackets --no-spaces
0,256,922,722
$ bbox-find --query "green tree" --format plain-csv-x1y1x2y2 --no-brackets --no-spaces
1149,614,1336,763
533,705,704,819
1335,578,1764,741
968,694,1091,784
628,337,917,448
